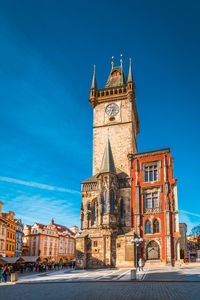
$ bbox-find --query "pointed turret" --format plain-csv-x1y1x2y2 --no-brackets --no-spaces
128,58,133,83
100,135,116,174
91,65,97,89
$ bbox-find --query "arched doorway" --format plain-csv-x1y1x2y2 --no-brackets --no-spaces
146,241,160,260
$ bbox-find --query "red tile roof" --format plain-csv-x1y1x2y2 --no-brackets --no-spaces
53,223,75,235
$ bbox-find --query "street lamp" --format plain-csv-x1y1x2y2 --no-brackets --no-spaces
131,237,143,272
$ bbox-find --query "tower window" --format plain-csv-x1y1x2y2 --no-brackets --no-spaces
93,241,98,247
120,198,124,218
102,190,108,214
111,71,120,77
110,190,115,214
93,202,96,223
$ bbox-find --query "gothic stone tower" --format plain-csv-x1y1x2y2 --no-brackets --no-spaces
91,60,139,175
76,59,139,268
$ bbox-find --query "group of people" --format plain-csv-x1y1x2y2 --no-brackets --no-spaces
19,262,75,273
0,265,13,283
0,261,75,283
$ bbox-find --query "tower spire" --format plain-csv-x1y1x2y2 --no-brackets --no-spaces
100,135,116,174
128,58,133,83
91,64,97,89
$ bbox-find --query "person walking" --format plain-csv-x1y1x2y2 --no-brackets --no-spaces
2,266,8,283
138,258,143,271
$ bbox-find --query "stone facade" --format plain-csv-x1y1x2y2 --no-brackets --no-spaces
179,223,187,252
76,61,138,268
76,58,180,268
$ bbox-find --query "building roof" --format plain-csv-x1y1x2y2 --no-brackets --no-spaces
20,256,40,262
35,223,45,229
0,257,22,264
99,135,116,174
81,167,125,184
53,223,75,236
129,148,170,159
105,66,126,88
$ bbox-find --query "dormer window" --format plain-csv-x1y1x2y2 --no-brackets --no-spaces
111,71,120,77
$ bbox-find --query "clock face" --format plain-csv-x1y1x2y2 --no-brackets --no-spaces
105,103,119,116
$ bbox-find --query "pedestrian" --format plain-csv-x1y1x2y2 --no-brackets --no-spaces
0,266,2,283
138,257,143,271
2,266,8,283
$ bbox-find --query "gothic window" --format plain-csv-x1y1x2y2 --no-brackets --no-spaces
110,190,115,214
111,71,120,77
145,192,159,208
93,241,98,247
102,190,108,214
120,198,124,218
174,216,176,233
144,165,158,182
145,220,151,234
153,219,159,233
80,212,84,229
93,202,96,223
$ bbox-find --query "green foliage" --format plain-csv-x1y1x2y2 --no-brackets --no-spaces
191,225,200,236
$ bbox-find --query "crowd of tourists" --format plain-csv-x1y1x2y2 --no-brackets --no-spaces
0,261,75,283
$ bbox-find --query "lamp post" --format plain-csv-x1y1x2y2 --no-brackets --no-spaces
131,237,143,272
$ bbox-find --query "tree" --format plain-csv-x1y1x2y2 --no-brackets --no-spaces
191,225,200,236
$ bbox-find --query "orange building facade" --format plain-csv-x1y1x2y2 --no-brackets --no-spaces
1,211,17,257
129,148,180,264
23,219,76,263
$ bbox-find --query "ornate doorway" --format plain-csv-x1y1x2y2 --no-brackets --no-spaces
146,241,160,260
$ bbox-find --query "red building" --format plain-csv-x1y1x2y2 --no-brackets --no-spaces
129,148,180,264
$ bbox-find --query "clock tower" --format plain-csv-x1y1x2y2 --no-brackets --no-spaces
90,59,139,175
76,58,139,269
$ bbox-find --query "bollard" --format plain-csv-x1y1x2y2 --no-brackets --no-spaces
10,272,18,282
130,269,136,280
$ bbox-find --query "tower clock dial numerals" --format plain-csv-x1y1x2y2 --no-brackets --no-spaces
105,103,119,116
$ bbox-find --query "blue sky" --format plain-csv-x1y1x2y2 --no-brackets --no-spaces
0,0,200,233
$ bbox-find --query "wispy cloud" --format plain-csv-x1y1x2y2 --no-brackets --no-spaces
2,192,80,227
179,210,200,218
0,176,81,195
179,210,200,234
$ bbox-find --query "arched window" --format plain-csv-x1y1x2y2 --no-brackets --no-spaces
120,199,124,218
153,219,159,233
145,220,151,234
146,240,160,260
93,202,96,222
110,190,115,214
102,190,108,214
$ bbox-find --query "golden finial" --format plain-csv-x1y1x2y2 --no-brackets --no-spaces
120,54,123,65
111,56,114,68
